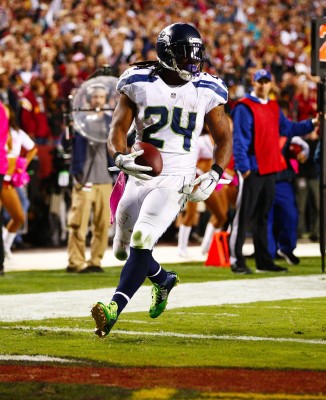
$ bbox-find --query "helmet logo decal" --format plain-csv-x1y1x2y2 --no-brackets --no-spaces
157,30,171,45
189,37,202,44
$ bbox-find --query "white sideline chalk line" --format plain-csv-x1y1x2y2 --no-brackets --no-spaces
0,354,79,363
1,325,326,345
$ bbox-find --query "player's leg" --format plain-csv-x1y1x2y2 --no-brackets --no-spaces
253,175,287,272
229,172,260,274
267,196,277,259
276,182,300,265
92,178,144,336
201,215,218,255
113,186,183,311
201,189,228,254
92,181,185,336
147,254,180,318
112,178,141,261
1,184,25,258
67,187,92,271
129,186,183,318
88,183,112,269
177,200,197,257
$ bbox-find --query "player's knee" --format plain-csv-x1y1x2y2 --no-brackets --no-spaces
113,238,129,261
131,230,153,250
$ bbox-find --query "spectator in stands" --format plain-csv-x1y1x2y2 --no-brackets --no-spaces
20,77,51,145
18,54,37,87
44,81,65,143
106,33,129,77
78,55,96,81
39,61,56,88
229,69,318,274
0,67,20,118
58,62,81,99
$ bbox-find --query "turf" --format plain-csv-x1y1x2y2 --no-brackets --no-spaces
0,297,325,370
1,256,325,400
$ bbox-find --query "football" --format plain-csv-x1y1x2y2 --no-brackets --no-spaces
131,142,163,177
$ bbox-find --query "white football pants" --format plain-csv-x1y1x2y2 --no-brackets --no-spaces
113,175,190,259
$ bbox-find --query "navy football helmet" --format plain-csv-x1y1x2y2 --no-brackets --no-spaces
156,23,205,81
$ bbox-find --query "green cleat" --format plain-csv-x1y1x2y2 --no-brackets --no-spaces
149,271,180,319
91,301,118,338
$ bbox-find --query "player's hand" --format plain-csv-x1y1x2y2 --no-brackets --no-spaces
114,151,153,180
186,169,220,202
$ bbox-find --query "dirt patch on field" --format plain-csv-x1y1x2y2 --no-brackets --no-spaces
0,365,325,395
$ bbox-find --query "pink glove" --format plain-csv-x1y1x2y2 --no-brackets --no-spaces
110,171,126,224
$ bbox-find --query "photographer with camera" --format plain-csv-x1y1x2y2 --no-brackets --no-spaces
61,83,114,273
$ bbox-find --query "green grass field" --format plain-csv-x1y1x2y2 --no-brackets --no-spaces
0,257,325,399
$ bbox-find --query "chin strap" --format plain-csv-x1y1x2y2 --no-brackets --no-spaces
171,58,199,81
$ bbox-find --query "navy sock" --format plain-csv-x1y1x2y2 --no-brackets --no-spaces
147,255,168,285
113,247,152,315
111,292,128,314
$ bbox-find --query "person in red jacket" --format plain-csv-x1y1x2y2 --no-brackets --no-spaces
20,77,51,145
230,69,318,274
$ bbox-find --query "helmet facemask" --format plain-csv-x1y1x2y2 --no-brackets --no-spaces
169,41,204,81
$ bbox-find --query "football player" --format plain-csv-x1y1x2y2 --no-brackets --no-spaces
91,22,232,337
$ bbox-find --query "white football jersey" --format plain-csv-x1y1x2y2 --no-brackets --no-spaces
117,66,228,176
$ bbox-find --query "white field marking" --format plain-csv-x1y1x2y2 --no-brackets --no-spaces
0,354,80,363
230,305,304,309
1,275,325,322
2,325,326,345
119,319,150,324
174,312,239,317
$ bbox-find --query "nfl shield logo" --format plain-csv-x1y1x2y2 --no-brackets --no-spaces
171,93,176,98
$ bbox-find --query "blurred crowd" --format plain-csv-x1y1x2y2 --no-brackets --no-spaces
0,0,323,252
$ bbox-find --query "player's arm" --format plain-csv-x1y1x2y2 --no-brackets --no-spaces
107,92,152,180
107,92,136,158
205,104,233,171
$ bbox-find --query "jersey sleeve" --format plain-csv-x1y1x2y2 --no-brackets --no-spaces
116,67,135,100
194,74,229,114
116,67,156,103
206,76,228,113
